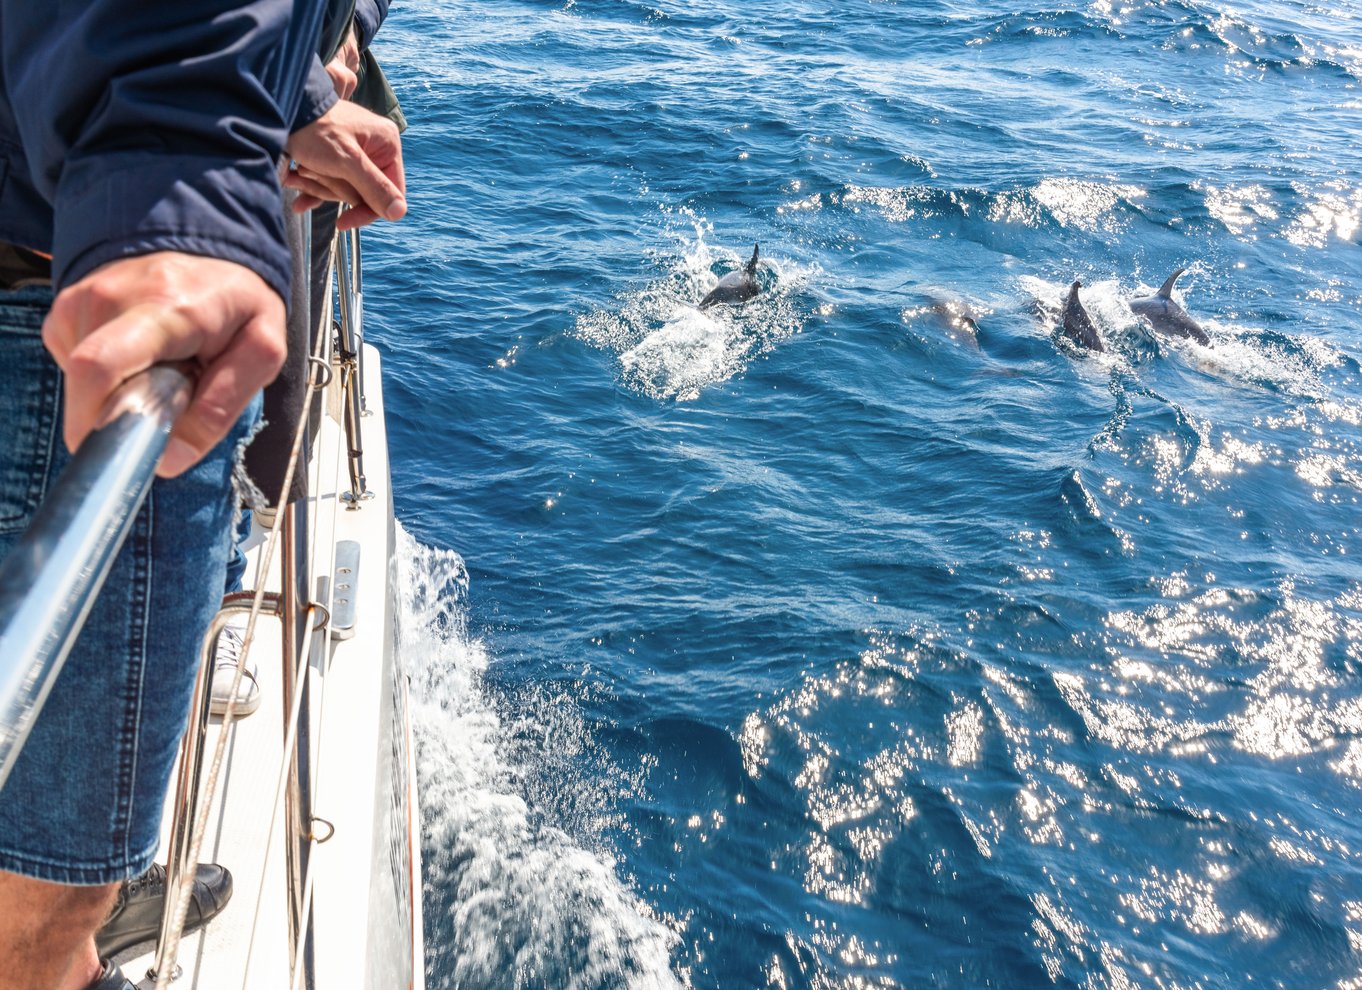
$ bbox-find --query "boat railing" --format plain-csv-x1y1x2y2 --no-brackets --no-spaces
150,217,376,989
336,226,373,508
0,366,194,790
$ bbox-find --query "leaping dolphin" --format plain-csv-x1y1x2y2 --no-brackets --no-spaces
699,244,761,310
1128,268,1209,345
1061,281,1104,352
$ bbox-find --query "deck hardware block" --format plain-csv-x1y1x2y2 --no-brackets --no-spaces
330,541,360,640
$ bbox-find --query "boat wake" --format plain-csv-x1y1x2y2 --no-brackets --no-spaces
395,525,684,989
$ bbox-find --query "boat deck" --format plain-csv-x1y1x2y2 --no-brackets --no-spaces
114,345,422,989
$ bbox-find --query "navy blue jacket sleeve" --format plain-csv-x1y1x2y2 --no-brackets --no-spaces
290,0,386,132
295,58,342,132
1,0,327,299
352,0,391,51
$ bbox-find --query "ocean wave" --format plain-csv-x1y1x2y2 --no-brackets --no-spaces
843,179,1149,238
375,0,1362,984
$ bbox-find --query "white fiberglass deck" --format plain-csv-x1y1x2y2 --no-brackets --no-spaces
115,345,423,989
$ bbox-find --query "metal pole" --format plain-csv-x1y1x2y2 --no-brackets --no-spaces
348,227,368,415
0,366,192,789
335,231,371,507
281,501,317,990
279,198,319,990
147,594,282,985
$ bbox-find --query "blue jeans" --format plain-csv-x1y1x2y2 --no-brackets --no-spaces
0,285,259,885
224,509,252,595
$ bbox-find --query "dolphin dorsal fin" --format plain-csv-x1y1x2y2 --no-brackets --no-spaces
745,244,760,275
1157,267,1187,299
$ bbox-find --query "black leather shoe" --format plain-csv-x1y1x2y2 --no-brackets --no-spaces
87,959,135,990
96,862,233,957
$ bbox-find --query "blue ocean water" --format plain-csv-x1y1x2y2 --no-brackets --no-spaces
366,2,1362,986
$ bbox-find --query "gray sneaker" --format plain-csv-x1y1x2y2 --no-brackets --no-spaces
209,619,260,718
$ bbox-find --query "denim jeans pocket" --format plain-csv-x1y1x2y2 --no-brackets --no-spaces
0,287,60,535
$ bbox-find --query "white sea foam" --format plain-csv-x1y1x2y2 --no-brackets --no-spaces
1181,324,1340,401
618,310,734,403
396,526,683,988
574,226,817,401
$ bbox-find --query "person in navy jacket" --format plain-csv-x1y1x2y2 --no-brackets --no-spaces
0,2,403,987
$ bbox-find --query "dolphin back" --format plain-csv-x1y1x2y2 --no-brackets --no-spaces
1130,267,1209,345
1061,281,1104,352
699,246,762,310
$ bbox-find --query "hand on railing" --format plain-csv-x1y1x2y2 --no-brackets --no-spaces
284,100,406,232
42,253,287,478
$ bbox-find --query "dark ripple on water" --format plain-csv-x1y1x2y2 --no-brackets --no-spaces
369,0,1362,986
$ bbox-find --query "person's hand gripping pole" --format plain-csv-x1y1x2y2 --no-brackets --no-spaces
42,252,288,478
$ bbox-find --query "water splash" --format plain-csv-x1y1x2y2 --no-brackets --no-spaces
396,526,684,988
574,227,817,401
1018,274,1154,362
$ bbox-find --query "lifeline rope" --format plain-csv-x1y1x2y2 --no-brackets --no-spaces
154,236,340,990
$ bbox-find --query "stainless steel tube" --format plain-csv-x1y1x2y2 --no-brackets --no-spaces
148,593,280,986
0,365,193,790
335,231,370,506
281,501,317,989
347,227,368,414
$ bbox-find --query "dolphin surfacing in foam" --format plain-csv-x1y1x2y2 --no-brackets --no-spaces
1128,267,1209,345
699,244,761,310
1061,281,1104,352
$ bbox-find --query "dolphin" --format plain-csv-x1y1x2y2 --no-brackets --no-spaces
930,296,981,337
1061,280,1104,352
699,244,760,310
920,294,983,349
1128,267,1209,345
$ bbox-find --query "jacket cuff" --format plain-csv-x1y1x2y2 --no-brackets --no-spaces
292,59,339,133
352,0,389,51
53,153,290,302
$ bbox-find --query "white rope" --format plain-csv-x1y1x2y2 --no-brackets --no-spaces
242,587,318,990
155,239,338,990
